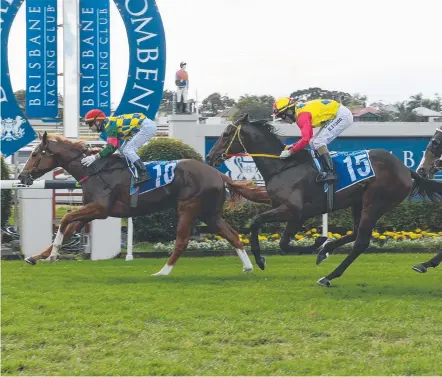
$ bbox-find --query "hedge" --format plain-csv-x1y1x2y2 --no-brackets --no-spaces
1,157,12,228
132,138,203,242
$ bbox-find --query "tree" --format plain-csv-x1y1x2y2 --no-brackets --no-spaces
14,89,26,115
289,87,366,107
235,94,275,121
199,92,236,117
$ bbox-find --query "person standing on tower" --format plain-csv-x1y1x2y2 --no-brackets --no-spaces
175,62,189,113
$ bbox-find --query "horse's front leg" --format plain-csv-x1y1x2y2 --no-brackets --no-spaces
250,202,299,270
25,221,86,265
412,251,442,273
49,202,108,262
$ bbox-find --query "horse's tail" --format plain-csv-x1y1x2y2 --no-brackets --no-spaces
409,170,442,201
220,173,271,207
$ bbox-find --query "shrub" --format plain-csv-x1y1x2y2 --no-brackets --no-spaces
138,137,203,162
133,137,203,242
1,157,12,228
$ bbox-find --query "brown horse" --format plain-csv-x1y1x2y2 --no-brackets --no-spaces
18,132,270,275
413,125,442,273
206,114,442,286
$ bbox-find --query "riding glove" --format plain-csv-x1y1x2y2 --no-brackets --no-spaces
81,154,99,167
279,150,292,159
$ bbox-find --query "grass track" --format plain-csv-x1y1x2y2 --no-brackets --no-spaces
1,254,441,376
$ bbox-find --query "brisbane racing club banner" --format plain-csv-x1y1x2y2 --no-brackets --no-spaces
79,0,111,117
1,0,37,157
26,0,58,118
113,0,166,120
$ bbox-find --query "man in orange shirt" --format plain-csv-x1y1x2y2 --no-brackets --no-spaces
175,62,189,113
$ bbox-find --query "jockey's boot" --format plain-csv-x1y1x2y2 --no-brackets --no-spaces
133,159,151,186
317,152,337,183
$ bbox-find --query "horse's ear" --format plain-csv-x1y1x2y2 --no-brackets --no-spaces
42,131,48,146
234,113,249,125
38,132,42,140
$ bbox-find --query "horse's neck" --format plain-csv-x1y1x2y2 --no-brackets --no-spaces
243,132,288,180
59,154,87,182
244,132,312,181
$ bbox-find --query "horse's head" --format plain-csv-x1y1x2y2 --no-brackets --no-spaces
206,114,250,167
417,126,442,179
206,114,283,167
18,132,85,185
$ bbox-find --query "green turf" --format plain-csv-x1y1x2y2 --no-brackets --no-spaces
1,254,441,376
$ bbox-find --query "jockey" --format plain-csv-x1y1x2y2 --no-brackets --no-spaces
273,97,354,182
81,109,157,186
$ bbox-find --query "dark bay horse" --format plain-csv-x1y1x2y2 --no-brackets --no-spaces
413,125,442,273
206,114,442,286
18,132,270,275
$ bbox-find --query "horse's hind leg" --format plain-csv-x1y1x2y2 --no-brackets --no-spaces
210,217,253,273
316,200,363,265
24,221,86,265
152,199,200,276
412,251,442,273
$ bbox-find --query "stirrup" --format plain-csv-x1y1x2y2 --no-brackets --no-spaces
316,172,336,183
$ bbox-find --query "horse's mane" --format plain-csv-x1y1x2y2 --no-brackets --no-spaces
49,135,86,152
247,119,281,137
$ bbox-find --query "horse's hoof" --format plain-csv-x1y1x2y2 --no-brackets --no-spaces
243,267,253,273
412,264,427,273
314,236,328,248
316,252,329,266
259,256,267,270
24,257,36,265
317,277,331,287
49,255,58,263
151,272,168,276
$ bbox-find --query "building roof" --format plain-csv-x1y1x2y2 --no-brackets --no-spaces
412,107,442,117
351,107,380,117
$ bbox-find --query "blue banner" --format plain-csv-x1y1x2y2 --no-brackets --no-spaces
79,0,111,117
113,0,166,120
1,0,37,157
25,0,58,118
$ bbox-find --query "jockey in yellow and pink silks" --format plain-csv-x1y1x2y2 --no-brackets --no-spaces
273,97,354,182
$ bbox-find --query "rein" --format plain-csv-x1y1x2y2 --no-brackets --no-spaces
223,124,281,159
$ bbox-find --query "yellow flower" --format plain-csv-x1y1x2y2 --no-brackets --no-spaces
215,235,223,240
311,228,317,233
333,233,342,239
242,239,250,245
327,232,333,238
305,231,312,235
372,232,380,238
295,234,304,240
415,228,422,233
346,230,353,235
313,233,321,238
272,233,280,239
379,235,386,240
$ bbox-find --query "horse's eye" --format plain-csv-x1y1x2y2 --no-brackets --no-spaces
432,139,440,146
42,150,46,155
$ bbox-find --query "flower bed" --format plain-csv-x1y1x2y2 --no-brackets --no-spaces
150,228,442,254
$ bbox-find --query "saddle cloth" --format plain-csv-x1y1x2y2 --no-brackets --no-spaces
310,150,375,192
128,160,178,195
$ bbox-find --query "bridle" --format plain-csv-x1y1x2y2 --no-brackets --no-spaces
426,127,442,157
28,142,86,179
222,124,280,160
